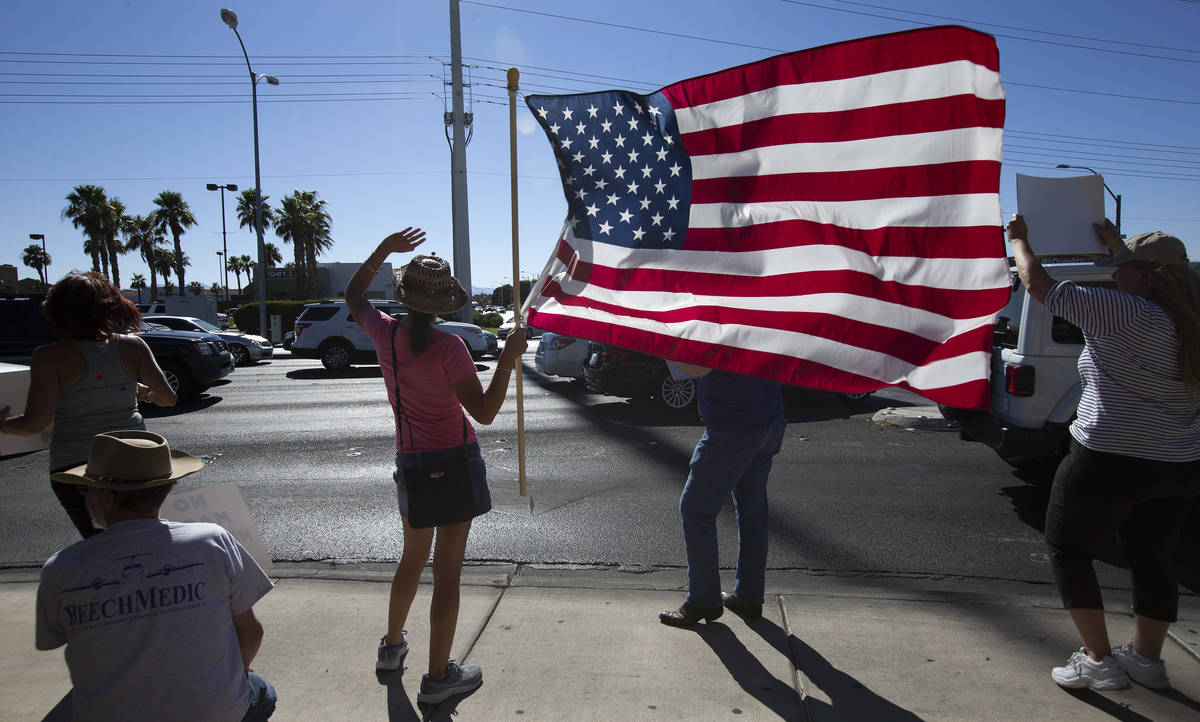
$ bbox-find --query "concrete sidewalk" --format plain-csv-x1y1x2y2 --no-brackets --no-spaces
2,564,1198,720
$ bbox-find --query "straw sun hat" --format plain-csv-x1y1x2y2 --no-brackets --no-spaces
397,254,469,314
50,430,204,491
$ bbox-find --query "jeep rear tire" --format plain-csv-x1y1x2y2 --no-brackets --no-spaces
320,341,353,371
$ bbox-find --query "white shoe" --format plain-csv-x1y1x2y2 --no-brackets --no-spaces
1051,647,1130,690
1112,643,1170,690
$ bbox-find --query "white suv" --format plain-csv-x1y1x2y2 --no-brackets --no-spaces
291,300,498,370
940,261,1117,467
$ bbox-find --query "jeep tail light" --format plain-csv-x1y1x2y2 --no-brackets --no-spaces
295,322,311,337
602,347,629,362
1004,364,1034,397
551,337,576,350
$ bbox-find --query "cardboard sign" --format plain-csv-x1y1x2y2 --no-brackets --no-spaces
0,362,52,457
1015,173,1108,257
162,483,273,572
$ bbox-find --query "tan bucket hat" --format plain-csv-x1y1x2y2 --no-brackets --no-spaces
50,430,204,490
1096,231,1189,267
397,254,469,314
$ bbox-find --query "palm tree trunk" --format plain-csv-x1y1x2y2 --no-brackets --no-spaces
173,232,185,289
109,246,121,289
149,267,158,301
293,241,304,300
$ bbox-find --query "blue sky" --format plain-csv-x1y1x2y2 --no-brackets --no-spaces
3,0,1198,293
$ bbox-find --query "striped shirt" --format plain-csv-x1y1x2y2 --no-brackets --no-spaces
1045,280,1200,461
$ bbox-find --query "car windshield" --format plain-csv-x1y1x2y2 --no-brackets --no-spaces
139,321,168,331
191,319,222,332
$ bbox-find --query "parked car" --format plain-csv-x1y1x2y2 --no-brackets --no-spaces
534,331,588,380
291,300,498,370
938,260,1126,467
145,315,273,366
138,322,235,402
497,312,543,340
0,294,232,403
583,342,698,411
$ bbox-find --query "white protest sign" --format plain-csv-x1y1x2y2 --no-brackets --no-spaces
0,363,52,457
163,483,273,572
1015,173,1108,257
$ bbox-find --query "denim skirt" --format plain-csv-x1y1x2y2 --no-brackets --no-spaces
393,441,491,522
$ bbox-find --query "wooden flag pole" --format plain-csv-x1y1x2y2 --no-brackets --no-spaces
507,67,527,497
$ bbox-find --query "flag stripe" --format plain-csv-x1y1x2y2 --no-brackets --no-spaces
691,160,1000,204
682,96,1006,154
688,127,1003,179
688,193,1001,231
683,221,1004,258
670,61,1003,132
663,26,1000,109
553,231,1009,294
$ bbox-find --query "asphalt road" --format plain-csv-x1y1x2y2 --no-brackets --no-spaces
3,342,1197,598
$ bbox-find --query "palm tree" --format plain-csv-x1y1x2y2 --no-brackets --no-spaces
21,244,51,285
275,190,333,298
61,184,110,275
124,214,165,301
104,197,130,288
187,280,205,296
130,273,147,303
152,190,197,290
236,188,277,236
262,242,282,269
155,248,178,297
227,254,247,294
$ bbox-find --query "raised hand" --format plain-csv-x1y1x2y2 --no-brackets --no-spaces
379,227,427,255
1092,218,1122,255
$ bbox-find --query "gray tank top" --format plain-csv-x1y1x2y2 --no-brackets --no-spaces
49,337,145,471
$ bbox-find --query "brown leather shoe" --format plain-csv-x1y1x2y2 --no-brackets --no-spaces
721,592,763,620
659,600,723,627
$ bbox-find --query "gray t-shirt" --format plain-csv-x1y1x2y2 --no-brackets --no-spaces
37,519,273,721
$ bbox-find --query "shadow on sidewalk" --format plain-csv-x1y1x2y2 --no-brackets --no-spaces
376,668,475,722
742,616,922,721
693,621,800,718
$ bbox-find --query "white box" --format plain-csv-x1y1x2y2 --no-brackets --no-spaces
0,362,52,456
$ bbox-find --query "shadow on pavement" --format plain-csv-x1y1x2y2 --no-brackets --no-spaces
741,617,922,721
1061,687,1155,721
376,667,478,722
693,621,800,718
286,367,383,380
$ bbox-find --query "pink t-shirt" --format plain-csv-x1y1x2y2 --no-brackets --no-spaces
363,308,479,452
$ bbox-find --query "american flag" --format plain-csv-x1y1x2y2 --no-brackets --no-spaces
523,25,1010,410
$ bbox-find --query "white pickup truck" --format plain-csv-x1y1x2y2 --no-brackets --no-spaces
939,260,1117,467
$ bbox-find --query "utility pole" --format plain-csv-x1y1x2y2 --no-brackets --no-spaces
448,0,473,321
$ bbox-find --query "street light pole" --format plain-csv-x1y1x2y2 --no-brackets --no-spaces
1055,164,1122,236
28,233,47,284
216,251,224,300
221,8,278,336
206,182,238,307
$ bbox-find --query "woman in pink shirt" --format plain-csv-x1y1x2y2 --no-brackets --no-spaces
345,228,526,706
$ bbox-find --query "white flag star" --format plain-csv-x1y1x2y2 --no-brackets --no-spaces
598,220,613,235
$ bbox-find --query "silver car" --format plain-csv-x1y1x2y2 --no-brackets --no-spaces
144,315,274,367
534,331,588,380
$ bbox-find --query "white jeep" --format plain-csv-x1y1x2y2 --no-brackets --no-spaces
291,300,498,370
939,260,1117,467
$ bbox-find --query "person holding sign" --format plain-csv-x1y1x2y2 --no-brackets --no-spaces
1008,214,1200,691
345,229,526,705
36,430,276,721
0,271,177,538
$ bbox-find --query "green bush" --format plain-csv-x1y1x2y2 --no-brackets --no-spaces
473,311,503,328
233,299,333,335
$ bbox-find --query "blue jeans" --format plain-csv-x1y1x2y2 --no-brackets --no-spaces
681,416,786,607
242,672,277,722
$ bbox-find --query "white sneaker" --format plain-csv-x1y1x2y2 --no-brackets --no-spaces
1112,643,1170,690
1051,647,1130,690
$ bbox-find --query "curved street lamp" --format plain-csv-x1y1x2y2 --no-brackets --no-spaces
221,8,278,337
1055,164,1122,236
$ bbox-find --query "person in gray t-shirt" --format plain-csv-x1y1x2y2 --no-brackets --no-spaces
36,430,276,722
